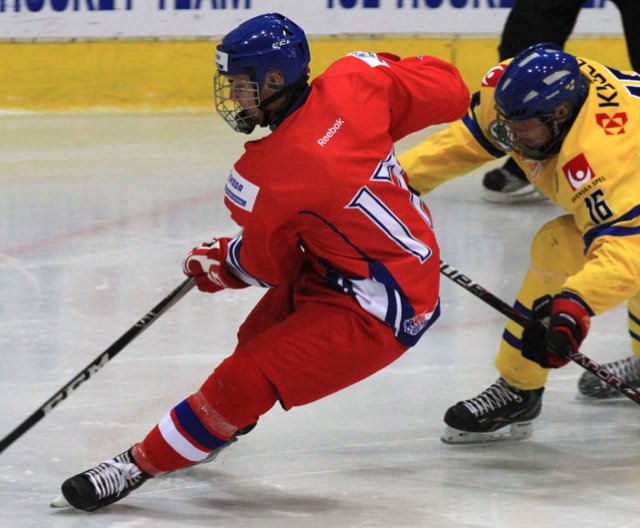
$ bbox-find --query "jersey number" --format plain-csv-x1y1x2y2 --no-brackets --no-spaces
585,189,613,224
347,150,433,263
608,67,640,99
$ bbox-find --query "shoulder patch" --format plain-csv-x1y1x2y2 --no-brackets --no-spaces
482,64,506,88
347,51,390,69
225,168,260,212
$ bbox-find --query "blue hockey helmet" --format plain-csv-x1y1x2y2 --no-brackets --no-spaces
492,43,587,159
215,13,310,89
214,13,311,133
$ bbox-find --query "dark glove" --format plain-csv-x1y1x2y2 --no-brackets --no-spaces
521,293,591,368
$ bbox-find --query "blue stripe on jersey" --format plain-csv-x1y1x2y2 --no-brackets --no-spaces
415,298,441,335
174,399,227,450
605,67,640,81
582,204,640,252
501,301,528,350
369,261,440,346
629,310,640,327
369,261,404,326
513,299,532,319
560,291,594,316
299,211,438,346
385,285,399,328
462,91,505,159
604,67,640,98
299,210,370,259
227,237,273,288
502,328,521,350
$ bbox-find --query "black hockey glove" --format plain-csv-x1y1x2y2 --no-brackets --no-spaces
521,293,591,369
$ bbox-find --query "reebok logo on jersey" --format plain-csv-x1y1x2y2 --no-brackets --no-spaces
224,169,260,212
596,112,628,135
563,153,595,191
317,118,345,147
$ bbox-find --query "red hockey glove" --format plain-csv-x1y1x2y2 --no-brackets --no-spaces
182,238,248,293
521,293,591,368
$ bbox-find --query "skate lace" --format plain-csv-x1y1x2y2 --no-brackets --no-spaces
463,379,522,417
86,453,143,500
606,356,640,381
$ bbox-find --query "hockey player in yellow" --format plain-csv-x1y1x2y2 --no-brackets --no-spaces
399,43,640,443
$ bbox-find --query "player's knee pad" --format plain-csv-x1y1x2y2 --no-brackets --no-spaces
530,214,585,278
199,354,279,432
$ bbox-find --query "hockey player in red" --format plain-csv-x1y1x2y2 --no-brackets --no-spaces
54,12,469,511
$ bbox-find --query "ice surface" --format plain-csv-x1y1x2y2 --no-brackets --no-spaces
0,113,637,528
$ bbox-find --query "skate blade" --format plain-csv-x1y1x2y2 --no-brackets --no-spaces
50,494,71,509
441,421,533,445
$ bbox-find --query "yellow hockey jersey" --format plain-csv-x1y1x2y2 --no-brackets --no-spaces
399,58,640,315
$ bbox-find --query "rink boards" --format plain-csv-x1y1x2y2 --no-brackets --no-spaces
2,35,632,111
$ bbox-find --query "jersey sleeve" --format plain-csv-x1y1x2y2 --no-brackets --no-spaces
372,53,470,141
399,88,506,195
223,165,306,288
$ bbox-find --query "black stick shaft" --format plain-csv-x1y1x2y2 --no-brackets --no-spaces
0,277,195,455
439,260,640,405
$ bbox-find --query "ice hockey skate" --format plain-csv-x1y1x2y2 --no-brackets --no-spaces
50,448,150,511
481,159,546,203
577,355,640,400
441,378,544,444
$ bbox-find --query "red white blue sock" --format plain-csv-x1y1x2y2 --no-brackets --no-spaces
132,390,237,475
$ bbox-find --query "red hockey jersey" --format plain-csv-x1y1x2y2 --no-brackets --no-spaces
223,51,469,346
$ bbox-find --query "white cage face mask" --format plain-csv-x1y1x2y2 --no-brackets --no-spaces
213,71,261,134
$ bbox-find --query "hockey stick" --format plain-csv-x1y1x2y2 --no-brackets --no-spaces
0,276,196,455
439,259,640,405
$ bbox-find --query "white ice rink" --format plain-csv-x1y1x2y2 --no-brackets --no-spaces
1,113,638,528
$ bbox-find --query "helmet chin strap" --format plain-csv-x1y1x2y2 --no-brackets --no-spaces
233,109,257,134
258,77,309,128
232,77,308,134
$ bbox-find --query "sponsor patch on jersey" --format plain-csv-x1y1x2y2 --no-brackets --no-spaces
224,169,259,212
482,65,506,87
562,153,595,191
596,112,628,135
347,51,390,69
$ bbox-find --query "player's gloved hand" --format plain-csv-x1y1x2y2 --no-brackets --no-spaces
182,238,247,293
521,293,591,368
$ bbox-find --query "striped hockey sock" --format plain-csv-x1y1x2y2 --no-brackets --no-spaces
133,391,238,475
